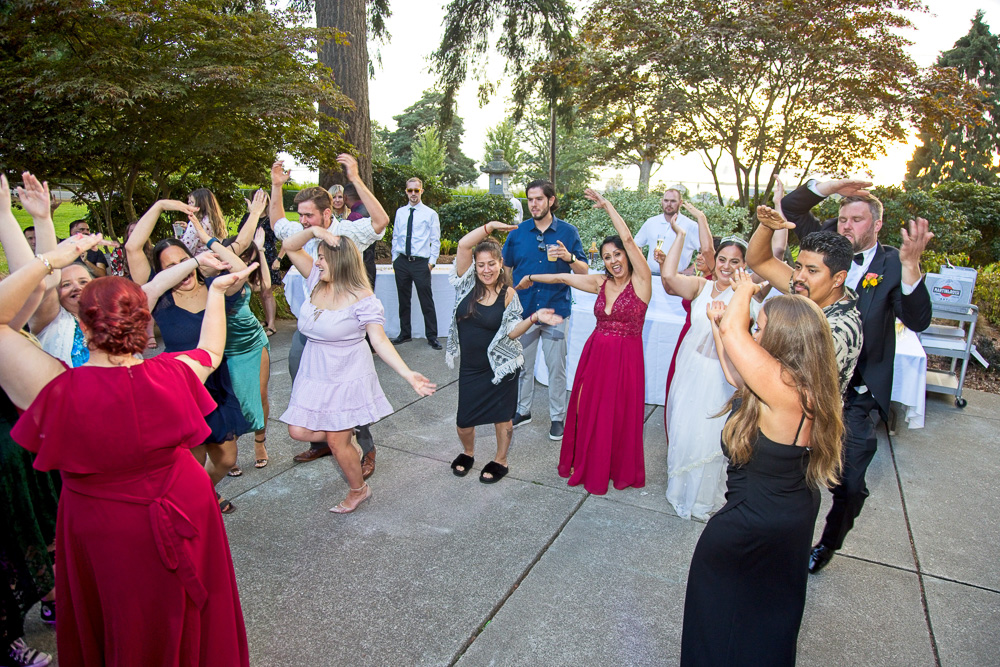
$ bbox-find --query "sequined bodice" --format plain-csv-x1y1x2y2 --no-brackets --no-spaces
594,280,647,337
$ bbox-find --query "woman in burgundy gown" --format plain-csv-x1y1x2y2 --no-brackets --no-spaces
515,189,652,494
0,233,254,666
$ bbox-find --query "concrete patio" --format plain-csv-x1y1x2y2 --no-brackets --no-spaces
24,320,1000,665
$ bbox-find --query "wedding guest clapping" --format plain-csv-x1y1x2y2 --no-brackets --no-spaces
279,227,435,514
515,188,651,494
1,234,255,667
445,221,562,484
681,271,843,667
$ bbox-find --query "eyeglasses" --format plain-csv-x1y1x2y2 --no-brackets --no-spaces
536,233,545,252
405,188,421,194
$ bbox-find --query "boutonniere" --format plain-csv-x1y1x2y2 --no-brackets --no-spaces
862,273,883,289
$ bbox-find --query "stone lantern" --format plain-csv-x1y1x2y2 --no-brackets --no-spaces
481,150,515,196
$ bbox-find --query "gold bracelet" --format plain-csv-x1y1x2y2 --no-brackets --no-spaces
36,254,53,274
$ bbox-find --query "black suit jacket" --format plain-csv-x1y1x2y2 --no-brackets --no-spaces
783,185,932,418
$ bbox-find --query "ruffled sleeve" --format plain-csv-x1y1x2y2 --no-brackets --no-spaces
352,295,386,330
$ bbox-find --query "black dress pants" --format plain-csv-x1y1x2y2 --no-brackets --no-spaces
393,256,437,338
819,389,880,550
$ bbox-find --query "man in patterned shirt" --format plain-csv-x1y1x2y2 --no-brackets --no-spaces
746,210,863,397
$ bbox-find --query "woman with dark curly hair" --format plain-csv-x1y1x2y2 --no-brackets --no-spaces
0,233,255,667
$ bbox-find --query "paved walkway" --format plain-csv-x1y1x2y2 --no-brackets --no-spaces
25,321,1000,665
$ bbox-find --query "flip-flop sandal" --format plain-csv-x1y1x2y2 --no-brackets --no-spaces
451,453,474,477
227,465,243,477
480,461,509,484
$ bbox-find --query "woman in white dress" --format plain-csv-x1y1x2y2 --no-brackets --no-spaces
655,223,761,520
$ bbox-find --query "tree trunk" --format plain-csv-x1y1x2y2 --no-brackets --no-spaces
637,158,653,194
548,101,557,185
316,0,372,189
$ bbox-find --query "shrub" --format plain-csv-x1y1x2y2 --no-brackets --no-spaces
371,159,451,212
975,263,1000,328
931,182,1000,266
249,283,293,321
436,195,517,243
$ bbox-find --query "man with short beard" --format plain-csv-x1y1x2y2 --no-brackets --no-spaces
502,179,588,441
780,178,932,574
633,189,708,275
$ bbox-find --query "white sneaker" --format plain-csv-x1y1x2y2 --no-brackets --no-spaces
8,638,52,667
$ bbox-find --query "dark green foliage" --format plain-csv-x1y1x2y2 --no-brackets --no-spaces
517,105,606,196
906,10,1000,188
371,160,452,213
437,196,517,243
386,90,478,187
930,182,1000,266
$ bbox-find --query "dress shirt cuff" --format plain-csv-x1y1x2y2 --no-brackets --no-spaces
901,275,922,295
806,179,825,198
272,217,302,241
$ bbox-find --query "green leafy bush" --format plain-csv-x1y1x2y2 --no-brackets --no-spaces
437,195,517,243
930,182,1000,266
975,263,1000,328
371,159,451,212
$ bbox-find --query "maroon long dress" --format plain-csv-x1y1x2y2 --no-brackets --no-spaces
558,280,647,494
11,351,249,667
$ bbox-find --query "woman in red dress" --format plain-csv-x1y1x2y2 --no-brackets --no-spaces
516,189,652,494
0,232,253,666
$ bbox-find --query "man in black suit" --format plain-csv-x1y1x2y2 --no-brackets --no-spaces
781,178,933,574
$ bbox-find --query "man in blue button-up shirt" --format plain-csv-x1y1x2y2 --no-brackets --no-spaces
502,179,588,440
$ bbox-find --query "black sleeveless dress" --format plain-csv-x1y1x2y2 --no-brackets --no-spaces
455,287,519,428
680,413,819,667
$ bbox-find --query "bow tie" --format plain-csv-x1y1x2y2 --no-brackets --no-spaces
853,253,864,266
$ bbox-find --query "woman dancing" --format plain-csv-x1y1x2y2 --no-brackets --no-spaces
515,188,651,494
279,227,435,513
656,225,762,520
681,273,843,666
1,233,254,667
445,221,563,483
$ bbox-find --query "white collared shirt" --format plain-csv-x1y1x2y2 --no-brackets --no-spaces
633,213,701,275
391,202,440,264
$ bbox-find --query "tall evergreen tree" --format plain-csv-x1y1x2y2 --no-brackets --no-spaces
907,10,1000,188
386,90,478,187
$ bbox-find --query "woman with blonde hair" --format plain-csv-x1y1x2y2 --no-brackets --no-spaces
329,184,350,220
680,270,843,667
279,227,435,513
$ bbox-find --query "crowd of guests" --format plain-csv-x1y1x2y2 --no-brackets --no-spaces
0,161,933,666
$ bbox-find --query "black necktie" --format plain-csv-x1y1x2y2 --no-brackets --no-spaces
853,253,864,266
405,207,414,257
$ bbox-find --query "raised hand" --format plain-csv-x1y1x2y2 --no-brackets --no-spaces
408,370,437,397
336,154,360,182
555,239,572,262
16,173,52,220
730,267,761,294
195,251,231,273
44,234,106,269
584,188,609,210
485,220,519,234
0,174,11,215
534,308,563,326
756,205,795,231
682,201,706,220
249,189,268,218
253,226,266,248
271,160,291,187
816,178,872,198
899,217,934,268
187,212,212,243
706,300,727,327
209,263,259,292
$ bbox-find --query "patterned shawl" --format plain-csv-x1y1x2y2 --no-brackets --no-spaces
445,263,524,384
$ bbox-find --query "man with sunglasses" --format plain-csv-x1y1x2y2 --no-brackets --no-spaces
502,179,588,440
391,177,442,350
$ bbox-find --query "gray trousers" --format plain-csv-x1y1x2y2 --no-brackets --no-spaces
289,330,373,454
516,318,569,422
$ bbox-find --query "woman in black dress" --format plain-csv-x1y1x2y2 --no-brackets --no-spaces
680,270,844,666
444,221,562,483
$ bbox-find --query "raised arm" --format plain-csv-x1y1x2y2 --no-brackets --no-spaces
185,213,250,296
227,189,268,256
455,221,519,277
16,174,63,333
506,307,563,340
126,199,198,284
141,251,231,311
280,226,321,277
338,154,389,234
253,227,271,291
0,175,41,273
653,225,703,301
584,188,651,300
0,235,105,408
683,201,716,276
513,271,605,295
269,160,290,231
746,206,794,294
707,300,743,389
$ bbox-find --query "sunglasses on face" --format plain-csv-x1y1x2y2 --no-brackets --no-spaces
406,188,421,194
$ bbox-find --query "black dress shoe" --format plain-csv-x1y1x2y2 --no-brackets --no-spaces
808,544,835,574
427,336,443,350
390,335,412,345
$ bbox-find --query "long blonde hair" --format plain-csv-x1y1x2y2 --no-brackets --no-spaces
311,236,370,300
721,295,844,488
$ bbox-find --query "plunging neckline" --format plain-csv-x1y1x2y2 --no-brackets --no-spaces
603,280,631,316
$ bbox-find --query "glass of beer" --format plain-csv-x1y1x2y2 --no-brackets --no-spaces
546,243,560,262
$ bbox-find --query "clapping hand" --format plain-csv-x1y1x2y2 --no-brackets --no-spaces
730,268,760,294
755,205,795,231
534,308,563,326
706,300,727,327
209,262,259,292
408,370,437,397
195,251,231,273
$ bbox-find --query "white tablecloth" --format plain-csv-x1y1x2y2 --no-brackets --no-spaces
892,324,927,429
374,265,456,339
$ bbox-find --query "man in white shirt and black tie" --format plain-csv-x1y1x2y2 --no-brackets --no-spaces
391,177,442,349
